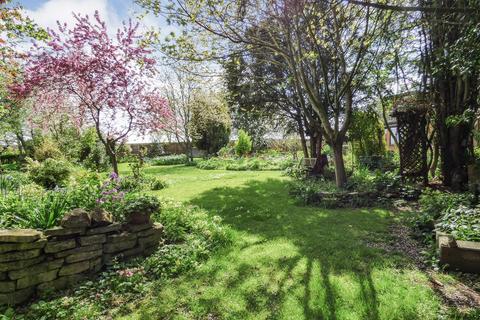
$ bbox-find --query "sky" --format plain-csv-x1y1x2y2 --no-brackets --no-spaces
19,0,144,30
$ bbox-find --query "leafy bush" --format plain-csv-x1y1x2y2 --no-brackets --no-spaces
348,110,386,169
419,189,472,218
77,128,110,171
345,168,401,193
33,137,63,161
120,194,160,221
67,171,102,210
437,205,480,241
217,145,235,158
289,177,384,208
82,142,110,172
412,189,473,233
288,168,413,208
118,175,143,193
284,163,308,180
235,129,252,156
128,156,145,180
196,158,221,170
0,150,20,164
289,179,339,205
149,177,168,190
151,154,187,165
26,158,72,189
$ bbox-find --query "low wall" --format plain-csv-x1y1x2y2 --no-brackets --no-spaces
0,220,163,305
437,232,480,274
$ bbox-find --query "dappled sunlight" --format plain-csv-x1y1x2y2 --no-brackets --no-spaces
123,168,441,320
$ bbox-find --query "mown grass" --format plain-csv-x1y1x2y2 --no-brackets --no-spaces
119,164,442,320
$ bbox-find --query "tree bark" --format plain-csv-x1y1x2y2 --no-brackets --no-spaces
430,139,439,178
332,141,347,188
105,140,119,175
297,119,309,159
185,139,194,162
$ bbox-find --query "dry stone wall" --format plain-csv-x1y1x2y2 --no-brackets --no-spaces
0,220,163,305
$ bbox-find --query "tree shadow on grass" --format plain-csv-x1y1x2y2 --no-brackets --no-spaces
139,178,438,320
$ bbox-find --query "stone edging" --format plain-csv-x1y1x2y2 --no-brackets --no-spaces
436,231,480,274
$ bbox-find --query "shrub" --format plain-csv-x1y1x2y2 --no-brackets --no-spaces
235,129,252,156
284,163,308,180
151,154,187,165
33,137,63,161
76,127,110,171
26,158,72,189
119,175,144,193
410,189,473,237
196,158,223,170
82,142,110,172
149,177,168,190
190,93,231,155
288,178,384,208
0,152,20,164
66,172,102,210
120,194,160,221
289,179,339,205
128,156,145,180
437,205,480,241
348,109,386,169
217,145,235,158
419,189,472,219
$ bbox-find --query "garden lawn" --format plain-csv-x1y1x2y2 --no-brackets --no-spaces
120,164,442,320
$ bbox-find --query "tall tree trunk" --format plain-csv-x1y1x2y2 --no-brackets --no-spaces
110,152,119,175
430,139,439,178
185,139,193,162
332,141,347,187
15,133,27,155
310,130,318,159
315,134,322,159
105,140,119,175
311,131,325,175
297,120,309,158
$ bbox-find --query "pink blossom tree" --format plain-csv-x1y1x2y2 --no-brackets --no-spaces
12,12,171,174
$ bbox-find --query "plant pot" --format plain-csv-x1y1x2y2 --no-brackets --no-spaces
126,211,152,225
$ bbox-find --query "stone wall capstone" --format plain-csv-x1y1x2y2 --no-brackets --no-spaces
0,217,163,305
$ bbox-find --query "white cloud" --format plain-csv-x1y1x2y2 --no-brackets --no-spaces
24,0,121,32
